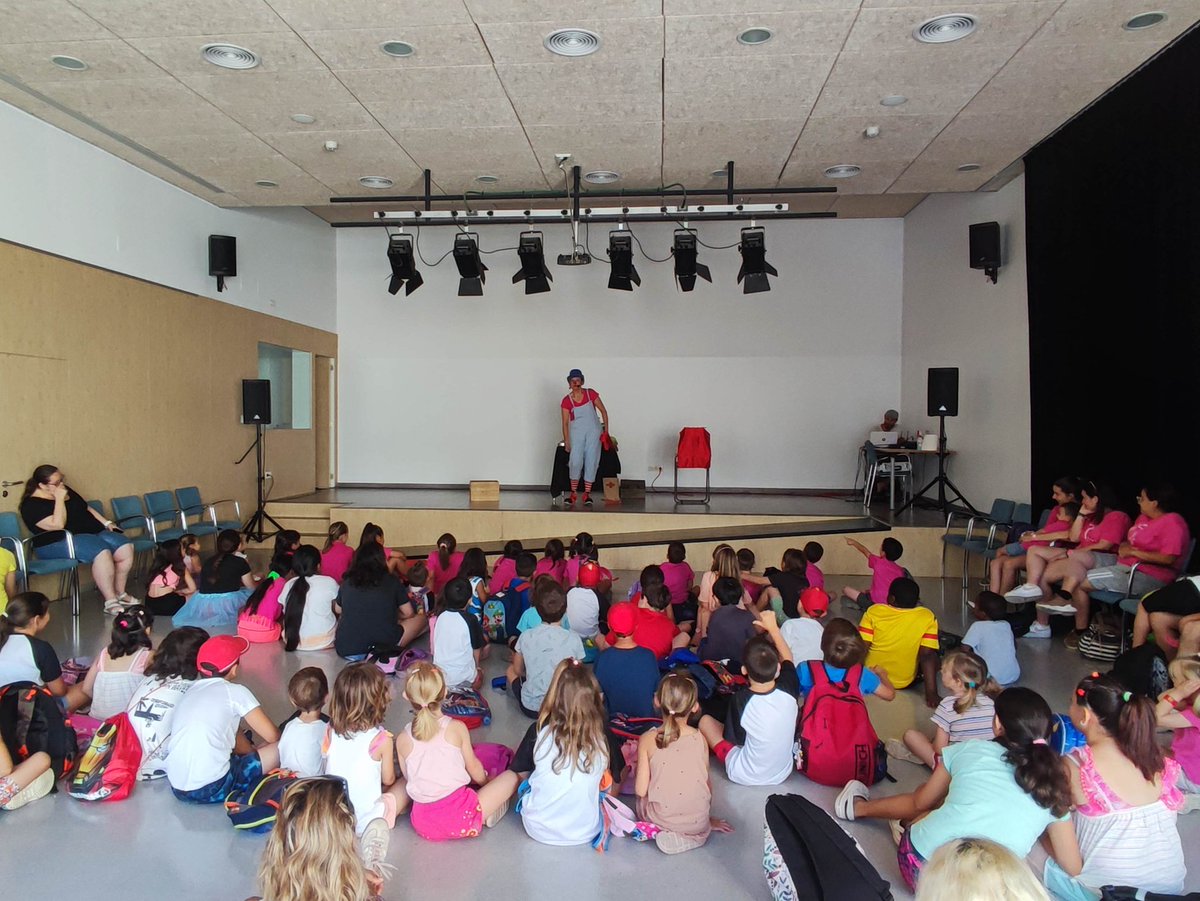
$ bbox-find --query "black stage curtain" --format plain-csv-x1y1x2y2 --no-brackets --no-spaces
1024,24,1200,543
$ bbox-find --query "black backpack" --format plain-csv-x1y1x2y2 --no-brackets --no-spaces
764,793,893,901
0,681,78,779
1109,643,1170,699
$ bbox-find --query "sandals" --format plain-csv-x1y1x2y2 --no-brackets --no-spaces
834,780,869,821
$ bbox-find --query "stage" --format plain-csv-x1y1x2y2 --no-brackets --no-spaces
266,486,958,579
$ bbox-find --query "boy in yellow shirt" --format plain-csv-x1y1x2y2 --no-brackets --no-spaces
857,577,939,708
0,546,17,615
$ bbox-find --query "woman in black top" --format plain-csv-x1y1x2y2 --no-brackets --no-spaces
19,464,134,615
333,543,427,659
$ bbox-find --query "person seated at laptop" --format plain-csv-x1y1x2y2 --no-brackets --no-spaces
873,409,899,437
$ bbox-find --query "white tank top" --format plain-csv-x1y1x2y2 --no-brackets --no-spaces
323,726,387,833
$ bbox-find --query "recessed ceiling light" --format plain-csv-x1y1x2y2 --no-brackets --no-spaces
823,164,862,179
710,168,729,179
50,55,88,71
913,14,978,44
1124,11,1167,30
956,163,982,172
201,43,260,70
359,176,394,189
584,170,620,184
290,113,316,124
474,174,500,184
380,40,415,58
880,94,908,107
544,28,602,57
737,27,774,46
254,179,279,188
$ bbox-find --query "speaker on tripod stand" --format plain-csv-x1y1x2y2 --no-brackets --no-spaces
896,368,976,515
237,379,283,541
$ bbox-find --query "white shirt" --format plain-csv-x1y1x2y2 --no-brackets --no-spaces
324,726,387,834
566,587,600,639
432,610,479,688
164,677,261,791
520,725,605,845
280,575,339,650
278,716,327,777
126,675,195,779
962,620,1020,686
780,617,825,665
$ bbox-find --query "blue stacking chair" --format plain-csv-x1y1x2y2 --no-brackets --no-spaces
1098,538,1197,652
109,495,159,579
175,486,242,537
86,499,104,516
143,490,186,543
941,498,1016,608
0,511,82,616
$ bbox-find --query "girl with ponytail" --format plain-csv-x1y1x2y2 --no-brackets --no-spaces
174,529,255,629
834,686,1081,892
279,545,338,651
635,672,734,854
396,662,517,841
425,533,463,599
0,592,66,696
897,649,1001,769
1043,672,1186,897
71,604,154,719
320,521,353,584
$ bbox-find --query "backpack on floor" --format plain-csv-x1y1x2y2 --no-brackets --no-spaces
700,660,749,694
795,662,886,788
481,598,508,644
1077,618,1125,663
764,793,893,901
224,768,299,832
608,714,662,741
0,681,78,779
59,657,91,686
442,688,491,729
1108,642,1170,698
473,742,513,779
67,712,142,801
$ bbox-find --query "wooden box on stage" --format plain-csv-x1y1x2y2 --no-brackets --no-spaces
469,480,501,503
603,477,621,504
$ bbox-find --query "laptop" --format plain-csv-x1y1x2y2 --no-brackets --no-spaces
869,431,899,447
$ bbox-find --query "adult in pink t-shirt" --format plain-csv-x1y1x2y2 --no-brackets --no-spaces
426,533,464,599
989,476,1082,594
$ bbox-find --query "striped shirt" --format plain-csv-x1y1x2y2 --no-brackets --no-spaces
931,694,996,742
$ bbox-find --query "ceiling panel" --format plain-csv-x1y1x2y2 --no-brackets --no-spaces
780,157,911,193
265,0,472,31
260,128,426,194
0,0,115,43
497,58,661,126
664,1,862,14
525,121,663,188
129,32,328,77
464,1,661,23
0,40,166,82
299,26,491,70
1027,0,1200,46
887,158,1003,193
789,114,953,165
665,10,858,58
829,193,927,218
663,118,804,185
181,71,374,129
69,0,288,38
478,18,663,64
665,53,836,122
392,125,549,191
843,2,1060,54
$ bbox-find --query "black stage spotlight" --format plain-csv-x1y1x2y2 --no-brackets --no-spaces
386,233,423,296
512,231,552,294
453,233,487,296
672,229,711,292
736,226,777,294
607,232,640,291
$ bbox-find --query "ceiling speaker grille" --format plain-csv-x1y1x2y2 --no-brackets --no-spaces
544,29,601,57
913,14,977,44
202,43,260,69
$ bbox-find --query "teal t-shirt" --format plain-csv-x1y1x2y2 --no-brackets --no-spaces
910,739,1067,859
516,607,571,634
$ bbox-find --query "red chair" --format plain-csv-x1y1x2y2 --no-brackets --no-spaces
674,427,711,505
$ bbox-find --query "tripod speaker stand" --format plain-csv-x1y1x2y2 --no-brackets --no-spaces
895,415,976,516
237,422,283,543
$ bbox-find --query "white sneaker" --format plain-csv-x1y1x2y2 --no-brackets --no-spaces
1005,584,1043,600
359,818,395,883
2,769,54,810
1025,623,1052,640
885,738,923,765
834,780,869,821
1037,602,1077,615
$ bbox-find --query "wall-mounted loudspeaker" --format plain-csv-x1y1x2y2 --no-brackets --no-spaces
209,234,237,292
968,221,1000,284
927,367,959,418
242,379,271,425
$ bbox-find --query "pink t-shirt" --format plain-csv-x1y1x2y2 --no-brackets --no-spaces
560,388,600,421
868,555,906,604
426,550,465,597
1172,709,1200,784
1020,505,1073,549
321,542,354,584
534,557,567,586
254,577,288,622
489,557,518,595
659,561,694,605
1077,510,1132,550
805,562,825,591
564,556,612,587
1120,513,1190,583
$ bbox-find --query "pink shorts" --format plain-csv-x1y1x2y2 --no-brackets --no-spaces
409,785,483,842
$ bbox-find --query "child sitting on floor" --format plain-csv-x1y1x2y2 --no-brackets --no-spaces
534,538,567,586
174,529,257,630
488,539,523,596
737,547,767,609
405,561,432,615
758,547,810,620
397,662,518,841
432,577,485,690
613,580,686,660
566,561,603,642
70,604,154,719
1156,656,1200,802
780,586,829,664
660,540,696,615
892,649,996,769
700,576,759,666
508,581,584,718
842,536,905,609
426,532,463,598
858,577,940,708
0,592,66,697
699,609,800,786
963,591,1020,686
144,539,196,616
320,520,353,584
278,667,329,777
803,541,826,594
594,603,660,718
636,672,733,854
798,617,896,701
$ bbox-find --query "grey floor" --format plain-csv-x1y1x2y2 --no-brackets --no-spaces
11,573,1198,901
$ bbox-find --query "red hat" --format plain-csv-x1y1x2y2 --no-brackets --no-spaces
800,587,829,618
197,635,250,676
579,561,601,588
607,602,637,637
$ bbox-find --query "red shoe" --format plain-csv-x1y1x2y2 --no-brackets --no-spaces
582,494,593,507
566,493,577,506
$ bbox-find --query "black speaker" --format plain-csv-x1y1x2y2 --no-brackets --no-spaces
209,235,236,292
968,222,1000,270
242,379,271,425
927,367,959,417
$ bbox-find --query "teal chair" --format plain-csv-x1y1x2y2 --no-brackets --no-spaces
941,498,1016,607
143,490,186,543
87,499,104,517
0,511,82,616
109,495,158,579
1097,538,1197,652
175,486,241,537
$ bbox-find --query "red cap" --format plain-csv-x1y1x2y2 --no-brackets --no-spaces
197,635,250,676
579,561,601,588
607,602,637,637
800,587,829,617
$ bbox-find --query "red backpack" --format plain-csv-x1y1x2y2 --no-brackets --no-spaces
67,712,142,801
796,662,886,788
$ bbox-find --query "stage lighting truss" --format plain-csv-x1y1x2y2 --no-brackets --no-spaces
736,226,777,294
607,230,640,291
672,229,712,293
374,203,787,226
386,232,423,296
512,231,553,294
453,232,487,296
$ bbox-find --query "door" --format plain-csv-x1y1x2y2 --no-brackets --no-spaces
314,355,336,489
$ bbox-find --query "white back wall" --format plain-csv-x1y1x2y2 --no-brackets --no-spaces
0,100,335,332
336,218,904,489
900,175,1031,508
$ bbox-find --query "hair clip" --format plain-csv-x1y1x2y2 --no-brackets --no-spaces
1122,691,1132,702
1089,671,1100,679
965,680,976,688
1076,688,1087,697
1032,738,1048,746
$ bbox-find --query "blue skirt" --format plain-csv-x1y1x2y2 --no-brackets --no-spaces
171,589,252,630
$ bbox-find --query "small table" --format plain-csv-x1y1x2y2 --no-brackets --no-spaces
872,447,955,511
